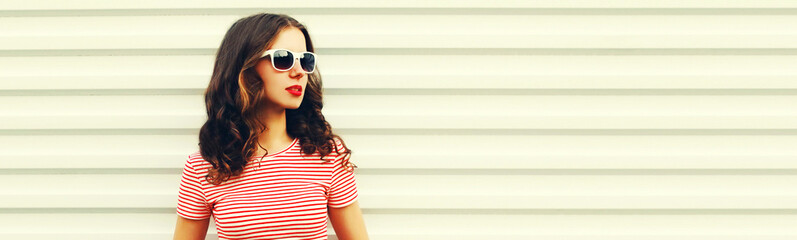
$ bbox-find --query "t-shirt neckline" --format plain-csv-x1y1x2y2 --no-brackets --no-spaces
253,137,299,158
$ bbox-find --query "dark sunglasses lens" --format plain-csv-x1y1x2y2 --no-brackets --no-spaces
300,53,315,72
272,50,293,70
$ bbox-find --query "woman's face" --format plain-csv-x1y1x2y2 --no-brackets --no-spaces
253,27,309,111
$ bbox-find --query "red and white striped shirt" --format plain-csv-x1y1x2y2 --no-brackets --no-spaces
176,137,359,239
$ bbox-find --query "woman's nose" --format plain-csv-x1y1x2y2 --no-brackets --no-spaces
289,57,305,78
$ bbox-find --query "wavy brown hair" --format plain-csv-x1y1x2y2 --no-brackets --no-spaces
198,13,354,185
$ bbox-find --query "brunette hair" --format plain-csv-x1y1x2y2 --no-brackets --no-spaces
198,13,354,185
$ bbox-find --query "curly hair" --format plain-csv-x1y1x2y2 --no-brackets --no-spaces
198,13,354,185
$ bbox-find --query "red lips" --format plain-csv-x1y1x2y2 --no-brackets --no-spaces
285,85,302,91
285,85,302,96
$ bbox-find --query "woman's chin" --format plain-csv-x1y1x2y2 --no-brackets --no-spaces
285,102,302,109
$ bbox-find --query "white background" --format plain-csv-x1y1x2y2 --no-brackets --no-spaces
1,1,797,239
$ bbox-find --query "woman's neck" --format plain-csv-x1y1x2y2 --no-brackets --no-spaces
254,106,293,156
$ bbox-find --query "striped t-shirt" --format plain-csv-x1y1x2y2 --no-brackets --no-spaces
176,137,359,239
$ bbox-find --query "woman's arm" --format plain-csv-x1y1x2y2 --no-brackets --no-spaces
328,200,369,240
173,216,210,240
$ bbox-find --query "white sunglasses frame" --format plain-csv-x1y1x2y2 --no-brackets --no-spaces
260,49,316,73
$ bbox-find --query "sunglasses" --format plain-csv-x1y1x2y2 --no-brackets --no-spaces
260,49,316,73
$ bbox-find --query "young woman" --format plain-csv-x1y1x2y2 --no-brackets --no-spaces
173,13,368,240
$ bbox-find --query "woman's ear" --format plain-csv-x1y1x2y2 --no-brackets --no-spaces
241,68,262,84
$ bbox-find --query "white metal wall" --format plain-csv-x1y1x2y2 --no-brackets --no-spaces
2,1,797,239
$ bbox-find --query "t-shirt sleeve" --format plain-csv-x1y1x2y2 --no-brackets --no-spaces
327,140,359,208
176,155,211,220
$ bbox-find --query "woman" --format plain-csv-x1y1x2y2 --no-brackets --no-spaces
173,13,368,240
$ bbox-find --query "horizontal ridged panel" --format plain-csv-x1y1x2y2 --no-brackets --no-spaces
3,56,797,75
2,135,797,156
2,175,796,209
2,0,797,9
3,153,797,169
4,75,797,90
6,95,797,115
1,213,795,239
3,15,797,49
5,115,797,129
4,175,795,195
2,95,797,129
3,56,797,92
2,135,797,170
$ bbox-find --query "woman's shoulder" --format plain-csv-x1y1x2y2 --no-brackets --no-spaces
330,136,347,150
188,150,202,159
187,150,204,162
185,150,212,170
